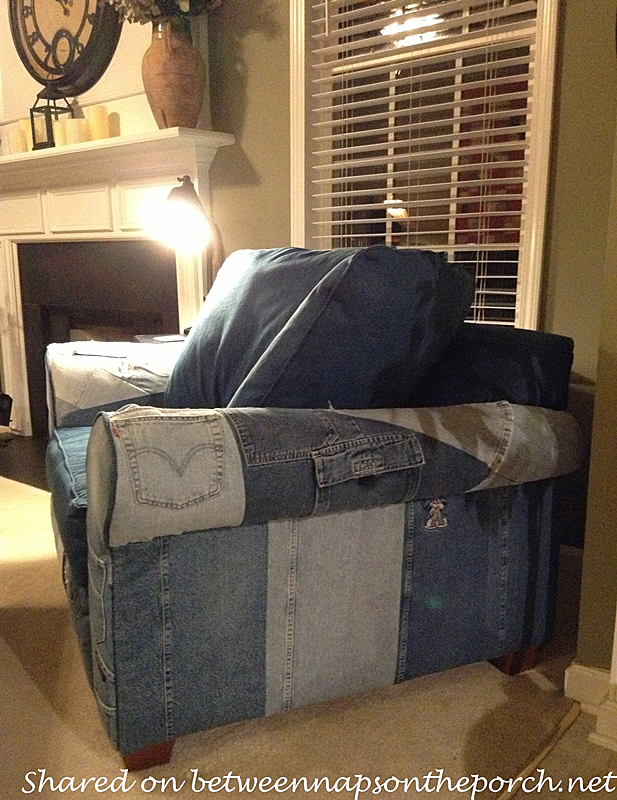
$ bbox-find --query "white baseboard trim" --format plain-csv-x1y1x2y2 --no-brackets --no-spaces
591,700,617,752
564,661,610,714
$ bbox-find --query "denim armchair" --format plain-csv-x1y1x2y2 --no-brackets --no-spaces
45,246,581,769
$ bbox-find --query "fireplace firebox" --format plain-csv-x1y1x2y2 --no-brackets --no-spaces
19,240,178,436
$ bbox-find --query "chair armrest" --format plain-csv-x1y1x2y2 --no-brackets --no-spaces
45,340,184,432
86,402,582,550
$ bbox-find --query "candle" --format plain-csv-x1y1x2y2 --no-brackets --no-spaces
18,118,33,151
7,124,27,154
64,117,88,144
85,105,110,140
53,118,67,147
32,116,47,145
108,112,121,138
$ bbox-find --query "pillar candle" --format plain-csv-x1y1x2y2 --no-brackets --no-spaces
7,124,27,154
108,112,121,138
18,118,33,151
85,105,110,140
64,117,88,144
32,116,47,145
53,118,67,147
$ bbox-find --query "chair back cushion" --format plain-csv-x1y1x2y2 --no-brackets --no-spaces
165,245,474,410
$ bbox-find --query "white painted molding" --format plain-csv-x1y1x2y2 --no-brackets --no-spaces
516,0,560,330
591,699,617,753
564,661,610,714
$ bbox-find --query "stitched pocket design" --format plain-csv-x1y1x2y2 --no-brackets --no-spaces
112,414,225,508
313,433,424,488
88,549,108,645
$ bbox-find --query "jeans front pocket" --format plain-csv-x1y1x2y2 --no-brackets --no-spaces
88,549,108,645
88,548,118,745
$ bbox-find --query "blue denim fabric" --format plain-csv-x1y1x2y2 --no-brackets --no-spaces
223,408,491,523
46,427,91,586
108,527,268,755
266,507,405,715
397,481,555,680
222,408,423,520
51,403,567,757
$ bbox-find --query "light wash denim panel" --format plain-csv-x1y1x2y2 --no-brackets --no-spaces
45,340,183,431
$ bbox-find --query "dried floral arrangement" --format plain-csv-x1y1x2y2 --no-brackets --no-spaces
105,0,223,23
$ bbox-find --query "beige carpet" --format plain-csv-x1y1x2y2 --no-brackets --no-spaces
0,474,579,800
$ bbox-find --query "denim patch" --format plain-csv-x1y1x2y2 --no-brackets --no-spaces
313,435,423,487
223,408,424,522
111,413,225,508
89,407,246,546
266,507,404,714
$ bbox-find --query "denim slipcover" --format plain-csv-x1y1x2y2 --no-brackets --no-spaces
410,323,574,411
43,247,580,761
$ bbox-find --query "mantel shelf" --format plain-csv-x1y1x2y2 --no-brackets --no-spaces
0,127,235,193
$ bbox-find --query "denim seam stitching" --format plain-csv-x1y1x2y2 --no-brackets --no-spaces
489,401,515,474
282,519,299,712
93,689,116,715
88,549,107,644
159,538,175,740
396,503,414,682
53,430,88,507
497,490,509,654
256,260,354,406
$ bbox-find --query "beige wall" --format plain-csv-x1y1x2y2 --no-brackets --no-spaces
207,0,291,255
544,0,617,672
576,124,617,672
542,0,617,383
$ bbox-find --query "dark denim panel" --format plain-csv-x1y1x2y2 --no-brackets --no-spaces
165,247,356,409
398,490,512,680
412,430,492,499
410,323,574,411
223,408,424,521
110,525,268,755
46,427,90,587
499,480,557,652
230,246,473,410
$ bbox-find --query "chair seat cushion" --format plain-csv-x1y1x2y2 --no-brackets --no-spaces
165,245,474,410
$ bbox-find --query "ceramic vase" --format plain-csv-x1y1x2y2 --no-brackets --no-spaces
141,17,206,129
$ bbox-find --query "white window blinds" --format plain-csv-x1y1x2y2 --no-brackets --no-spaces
305,0,558,326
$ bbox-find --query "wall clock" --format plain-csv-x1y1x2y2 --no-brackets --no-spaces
8,0,123,97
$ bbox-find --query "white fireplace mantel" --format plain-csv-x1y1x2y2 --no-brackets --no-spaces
0,127,234,435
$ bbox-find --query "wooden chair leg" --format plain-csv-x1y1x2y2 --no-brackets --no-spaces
122,740,175,771
489,644,540,676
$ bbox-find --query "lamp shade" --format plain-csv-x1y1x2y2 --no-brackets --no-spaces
148,175,212,254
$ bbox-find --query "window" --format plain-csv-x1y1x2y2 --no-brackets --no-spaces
295,0,559,326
